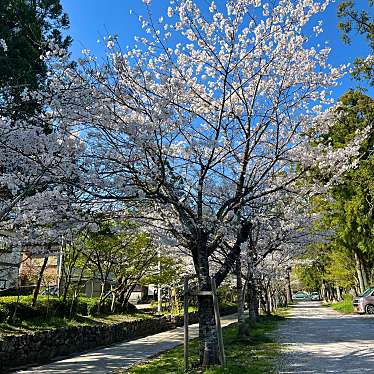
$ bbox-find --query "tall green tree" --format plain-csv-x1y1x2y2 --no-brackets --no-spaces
80,220,159,311
338,0,374,85
314,91,374,293
0,0,71,120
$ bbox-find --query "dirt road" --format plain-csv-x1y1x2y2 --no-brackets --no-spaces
277,301,374,373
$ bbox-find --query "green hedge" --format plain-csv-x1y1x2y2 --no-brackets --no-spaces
0,296,136,322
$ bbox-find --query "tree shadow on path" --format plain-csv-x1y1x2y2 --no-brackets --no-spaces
277,302,374,373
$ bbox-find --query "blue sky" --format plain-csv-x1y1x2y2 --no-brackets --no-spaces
61,0,372,99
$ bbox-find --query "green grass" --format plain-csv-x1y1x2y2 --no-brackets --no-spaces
156,306,198,316
124,312,286,374
326,294,354,314
0,294,153,336
0,312,153,335
0,315,93,336
0,295,53,303
88,312,153,324
0,313,153,336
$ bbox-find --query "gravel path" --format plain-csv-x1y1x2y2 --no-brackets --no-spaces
277,301,374,373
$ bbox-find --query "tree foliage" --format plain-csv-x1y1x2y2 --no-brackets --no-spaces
302,90,374,294
338,0,374,85
0,0,71,119
320,91,373,256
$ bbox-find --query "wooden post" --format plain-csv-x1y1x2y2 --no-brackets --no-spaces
183,275,189,371
211,277,225,367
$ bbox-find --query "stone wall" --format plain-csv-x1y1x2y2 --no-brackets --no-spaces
0,306,236,372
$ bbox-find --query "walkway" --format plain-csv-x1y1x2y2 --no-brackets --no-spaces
277,301,374,373
15,312,239,374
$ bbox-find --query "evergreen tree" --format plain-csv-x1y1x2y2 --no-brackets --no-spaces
338,0,374,85
0,0,71,120
313,91,374,293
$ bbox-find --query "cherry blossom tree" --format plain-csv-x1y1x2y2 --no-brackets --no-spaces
48,0,369,365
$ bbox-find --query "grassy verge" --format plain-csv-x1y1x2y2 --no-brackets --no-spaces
124,311,286,374
326,294,354,314
0,315,94,335
156,306,198,316
0,294,153,336
0,312,153,336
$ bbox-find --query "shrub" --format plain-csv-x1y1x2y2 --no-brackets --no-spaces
0,301,39,323
0,295,137,323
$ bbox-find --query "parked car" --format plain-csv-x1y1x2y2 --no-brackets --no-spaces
292,291,309,301
353,286,374,314
310,292,320,301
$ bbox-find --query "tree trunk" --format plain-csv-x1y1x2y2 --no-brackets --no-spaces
196,250,220,367
336,286,342,301
111,287,116,313
122,284,136,309
272,292,277,311
236,258,249,338
354,250,367,294
259,291,267,314
281,290,288,307
265,288,271,315
246,246,258,326
97,283,105,314
62,269,73,302
321,280,328,301
328,284,335,301
248,271,258,325
32,256,48,307
285,268,292,304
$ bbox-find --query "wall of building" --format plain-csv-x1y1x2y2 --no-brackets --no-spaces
0,248,21,289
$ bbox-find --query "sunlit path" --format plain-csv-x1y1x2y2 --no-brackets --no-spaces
277,301,374,373
15,312,239,374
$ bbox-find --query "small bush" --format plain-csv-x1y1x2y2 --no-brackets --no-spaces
0,302,39,323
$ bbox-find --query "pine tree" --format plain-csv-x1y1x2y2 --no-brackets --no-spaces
0,0,71,120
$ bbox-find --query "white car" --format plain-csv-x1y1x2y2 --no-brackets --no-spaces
293,291,308,300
